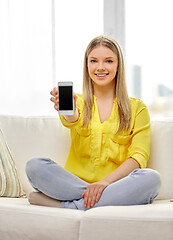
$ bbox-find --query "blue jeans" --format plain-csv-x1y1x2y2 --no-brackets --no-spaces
25,158,161,210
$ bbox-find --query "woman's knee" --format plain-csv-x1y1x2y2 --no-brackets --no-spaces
130,168,161,203
131,168,161,191
144,169,161,202
146,169,161,190
26,158,39,177
25,158,52,177
137,168,161,192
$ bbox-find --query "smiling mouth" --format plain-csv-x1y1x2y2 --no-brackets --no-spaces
95,73,109,77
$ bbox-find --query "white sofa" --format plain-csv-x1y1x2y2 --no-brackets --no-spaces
0,115,173,240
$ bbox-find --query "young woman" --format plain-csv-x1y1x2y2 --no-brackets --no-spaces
26,36,161,210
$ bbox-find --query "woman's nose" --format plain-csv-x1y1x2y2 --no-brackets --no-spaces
97,62,105,71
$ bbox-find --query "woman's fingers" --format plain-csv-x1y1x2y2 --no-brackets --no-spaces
90,186,104,207
50,87,58,97
95,186,104,202
50,87,59,111
73,93,78,110
83,185,101,208
50,97,58,104
83,188,92,208
83,190,89,208
90,187,99,207
82,180,109,208
54,104,59,111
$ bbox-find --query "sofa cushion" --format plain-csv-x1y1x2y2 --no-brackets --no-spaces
0,128,24,197
0,197,84,240
0,198,172,240
79,200,173,240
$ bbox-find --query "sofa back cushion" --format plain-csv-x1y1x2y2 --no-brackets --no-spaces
148,119,173,199
0,115,70,194
0,115,172,200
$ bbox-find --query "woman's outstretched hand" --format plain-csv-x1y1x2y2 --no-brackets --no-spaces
81,179,110,208
50,87,78,113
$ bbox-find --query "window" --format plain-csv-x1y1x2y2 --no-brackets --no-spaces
0,0,52,115
54,0,103,95
126,0,173,117
104,0,173,118
0,0,103,115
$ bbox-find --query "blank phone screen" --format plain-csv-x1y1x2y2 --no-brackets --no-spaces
59,86,73,110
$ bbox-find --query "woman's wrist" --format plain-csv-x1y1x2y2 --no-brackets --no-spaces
103,175,115,185
64,108,79,123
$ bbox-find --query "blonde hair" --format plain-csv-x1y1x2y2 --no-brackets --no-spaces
83,35,131,133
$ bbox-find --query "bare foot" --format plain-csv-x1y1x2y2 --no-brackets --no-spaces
28,192,61,208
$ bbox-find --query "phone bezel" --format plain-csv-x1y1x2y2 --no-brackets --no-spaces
58,81,74,115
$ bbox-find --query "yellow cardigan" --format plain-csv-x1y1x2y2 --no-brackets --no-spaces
60,94,150,183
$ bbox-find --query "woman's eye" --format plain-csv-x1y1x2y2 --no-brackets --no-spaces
106,60,113,63
90,60,96,63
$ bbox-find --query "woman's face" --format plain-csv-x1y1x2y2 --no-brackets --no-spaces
87,45,118,89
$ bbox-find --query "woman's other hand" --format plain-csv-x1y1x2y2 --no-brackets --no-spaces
81,179,110,208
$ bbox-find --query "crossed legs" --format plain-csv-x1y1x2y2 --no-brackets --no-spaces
26,158,161,210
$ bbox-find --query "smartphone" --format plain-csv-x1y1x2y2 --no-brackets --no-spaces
58,81,74,115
